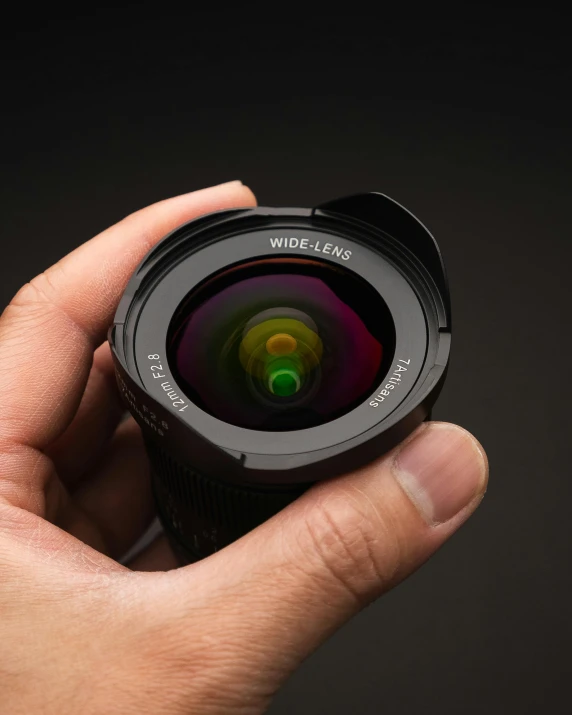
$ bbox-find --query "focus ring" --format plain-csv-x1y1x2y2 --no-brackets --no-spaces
145,438,310,563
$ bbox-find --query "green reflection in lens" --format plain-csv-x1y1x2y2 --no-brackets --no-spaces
239,314,323,401
268,367,301,397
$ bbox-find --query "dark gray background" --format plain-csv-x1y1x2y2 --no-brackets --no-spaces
2,9,571,714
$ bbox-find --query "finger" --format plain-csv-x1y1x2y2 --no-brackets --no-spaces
154,422,488,699
67,419,154,559
0,181,256,511
0,180,255,453
46,342,124,487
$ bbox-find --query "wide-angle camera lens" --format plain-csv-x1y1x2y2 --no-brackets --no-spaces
110,192,451,563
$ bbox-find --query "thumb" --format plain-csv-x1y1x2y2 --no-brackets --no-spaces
153,422,487,708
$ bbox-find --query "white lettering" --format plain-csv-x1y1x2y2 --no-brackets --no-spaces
269,237,353,261
368,359,412,408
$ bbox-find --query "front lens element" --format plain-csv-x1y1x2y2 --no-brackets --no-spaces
167,257,395,430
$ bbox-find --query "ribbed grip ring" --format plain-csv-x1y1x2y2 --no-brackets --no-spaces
145,439,309,563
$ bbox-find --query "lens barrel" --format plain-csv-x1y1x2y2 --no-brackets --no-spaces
110,192,451,563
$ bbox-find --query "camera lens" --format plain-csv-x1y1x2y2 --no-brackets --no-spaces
167,258,395,430
110,192,451,563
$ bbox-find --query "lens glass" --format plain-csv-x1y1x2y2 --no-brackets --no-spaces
167,257,395,430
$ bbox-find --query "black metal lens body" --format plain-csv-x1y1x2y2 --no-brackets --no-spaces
109,193,451,563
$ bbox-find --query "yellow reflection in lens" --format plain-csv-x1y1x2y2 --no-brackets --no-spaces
266,333,298,356
239,318,322,377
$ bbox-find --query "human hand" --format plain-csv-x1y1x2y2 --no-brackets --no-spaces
0,181,488,714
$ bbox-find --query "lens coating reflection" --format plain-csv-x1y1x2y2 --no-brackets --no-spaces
167,258,395,431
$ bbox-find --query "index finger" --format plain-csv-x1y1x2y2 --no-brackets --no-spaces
0,181,256,451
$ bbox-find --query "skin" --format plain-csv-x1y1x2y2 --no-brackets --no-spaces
0,181,488,714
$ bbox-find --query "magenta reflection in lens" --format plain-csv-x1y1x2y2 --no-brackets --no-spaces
167,258,396,430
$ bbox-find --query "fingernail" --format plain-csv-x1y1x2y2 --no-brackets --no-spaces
393,424,487,525
192,180,244,196
212,180,243,188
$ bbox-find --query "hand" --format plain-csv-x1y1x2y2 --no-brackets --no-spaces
0,181,488,715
